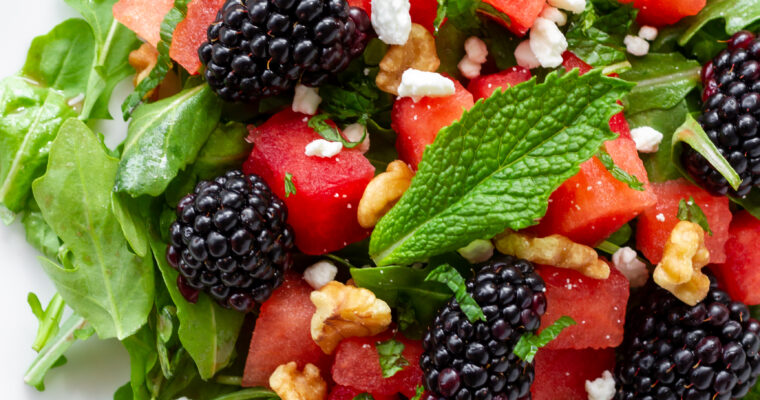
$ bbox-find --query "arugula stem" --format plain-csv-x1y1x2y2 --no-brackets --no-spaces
324,253,356,269
210,388,279,400
595,240,621,255
24,314,88,390
215,375,244,386
31,293,65,352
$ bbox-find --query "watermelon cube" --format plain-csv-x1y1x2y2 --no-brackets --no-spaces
532,348,616,400
466,66,532,100
243,274,331,387
635,179,732,265
619,0,706,27
392,78,474,169
536,265,630,350
712,210,760,305
562,51,593,75
479,0,546,36
243,110,375,255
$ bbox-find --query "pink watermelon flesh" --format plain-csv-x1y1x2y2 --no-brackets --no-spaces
532,348,617,400
328,385,397,400
113,0,173,47
466,66,532,100
243,110,374,255
712,210,760,305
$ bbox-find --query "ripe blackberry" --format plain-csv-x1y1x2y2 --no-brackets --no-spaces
684,30,760,197
614,278,760,400
198,0,372,102
166,170,295,312
420,255,547,400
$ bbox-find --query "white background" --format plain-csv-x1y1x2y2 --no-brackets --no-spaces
0,1,133,399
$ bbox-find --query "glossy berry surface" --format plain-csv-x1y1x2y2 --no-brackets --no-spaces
167,170,295,312
420,255,547,400
198,0,372,102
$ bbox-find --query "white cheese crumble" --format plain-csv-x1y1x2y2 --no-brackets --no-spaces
624,35,649,57
303,261,338,290
292,84,321,115
515,40,541,69
548,0,586,14
638,25,658,41
304,139,342,158
540,5,567,26
612,246,649,288
371,0,412,45
458,57,482,79
397,69,455,101
586,370,616,400
530,17,568,68
458,239,495,264
342,123,370,153
630,126,664,153
656,213,666,222
464,36,488,64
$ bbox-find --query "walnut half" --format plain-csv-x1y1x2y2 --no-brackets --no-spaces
653,221,710,306
376,23,440,95
269,362,327,400
357,160,414,228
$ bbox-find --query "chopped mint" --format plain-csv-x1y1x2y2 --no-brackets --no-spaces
353,394,375,400
410,385,425,400
565,0,637,67
596,148,645,191
308,114,367,148
425,264,486,323
397,300,417,332
284,173,297,198
376,339,409,378
677,197,713,236
513,316,577,363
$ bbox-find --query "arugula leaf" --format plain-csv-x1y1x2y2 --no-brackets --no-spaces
21,198,63,259
369,71,632,266
566,0,637,67
620,53,701,115
678,197,713,235
27,293,65,352
396,298,418,332
32,119,155,340
115,84,222,197
121,323,160,400
731,189,760,219
308,114,367,148
596,148,644,191
606,223,632,246
434,0,481,33
111,193,151,257
513,316,576,363
679,0,760,46
426,264,485,323
376,339,409,378
24,314,91,390
284,172,297,198
209,388,281,400
628,100,689,183
353,394,375,400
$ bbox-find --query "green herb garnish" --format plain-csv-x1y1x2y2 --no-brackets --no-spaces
284,173,297,197
677,196,713,235
425,264,485,323
513,316,577,363
376,339,410,378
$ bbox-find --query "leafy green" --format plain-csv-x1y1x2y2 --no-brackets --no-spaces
425,264,485,322
369,71,632,266
115,84,222,197
434,0,481,33
21,198,63,259
376,339,409,378
32,118,155,339
731,189,760,220
284,173,297,198
27,293,65,352
513,316,576,363
605,223,632,246
678,197,713,235
24,314,92,390
111,193,150,257
566,0,637,67
679,0,760,46
209,388,280,400
596,148,644,191
308,114,367,148
410,385,425,400
353,394,375,400
628,101,689,182
620,53,701,115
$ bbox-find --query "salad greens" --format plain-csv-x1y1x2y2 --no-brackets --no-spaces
425,264,485,323
376,339,410,378
677,196,713,235
565,0,637,67
513,316,576,363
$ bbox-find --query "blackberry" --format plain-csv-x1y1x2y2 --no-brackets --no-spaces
198,0,372,102
614,278,760,400
420,256,547,400
166,170,295,312
684,30,760,197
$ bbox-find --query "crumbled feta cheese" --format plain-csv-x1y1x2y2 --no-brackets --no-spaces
303,261,339,290
458,239,495,264
612,246,649,288
371,0,412,45
540,5,567,26
624,35,649,56
397,69,455,101
586,370,616,400
292,84,321,115
464,37,488,64
530,17,568,68
458,56,482,79
305,139,342,158
342,123,370,153
548,0,586,14
638,25,658,41
514,40,541,69
656,213,666,222
630,126,664,153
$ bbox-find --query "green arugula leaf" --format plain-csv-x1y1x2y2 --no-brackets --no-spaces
596,148,644,191
513,316,576,363
396,298,418,332
620,53,701,115
115,84,222,197
679,0,760,46
566,0,637,67
678,197,713,235
425,264,485,323
353,394,375,400
21,198,63,259
376,339,410,378
369,71,632,266
284,172,297,198
628,100,689,183
606,223,632,246
208,388,281,400
730,189,760,219
434,0,480,33
27,293,66,352
32,119,154,340
24,314,89,390
111,193,151,257
308,114,367,148
120,324,159,400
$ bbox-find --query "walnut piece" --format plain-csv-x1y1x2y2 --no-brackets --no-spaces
376,23,440,95
494,230,610,279
310,281,392,354
129,43,159,89
653,221,710,306
357,160,414,228
269,362,327,400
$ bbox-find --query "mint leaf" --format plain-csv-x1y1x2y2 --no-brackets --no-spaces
513,316,576,363
619,53,701,115
425,264,485,323
376,339,409,378
353,394,374,400
596,148,644,191
397,299,417,332
410,385,425,400
369,70,632,266
565,0,637,67
679,0,760,46
678,197,713,236
284,172,297,198
308,114,366,148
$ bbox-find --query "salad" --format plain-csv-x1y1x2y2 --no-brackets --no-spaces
2,0,760,399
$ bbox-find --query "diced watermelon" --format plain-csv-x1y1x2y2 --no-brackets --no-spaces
635,179,732,265
619,0,706,27
712,210,760,305
532,348,616,400
332,334,424,397
113,0,173,47
527,115,657,246
479,0,546,36
243,110,374,255
466,66,532,100
392,78,474,169
243,275,331,387
328,385,397,400
562,51,593,75
537,265,630,350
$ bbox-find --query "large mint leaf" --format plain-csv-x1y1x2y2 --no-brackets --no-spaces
620,53,701,115
679,0,760,46
565,0,637,67
369,70,632,266
31,119,154,340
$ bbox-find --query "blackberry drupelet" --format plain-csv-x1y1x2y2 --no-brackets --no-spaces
684,30,760,197
198,0,372,102
615,278,760,400
166,170,295,312
420,256,547,400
